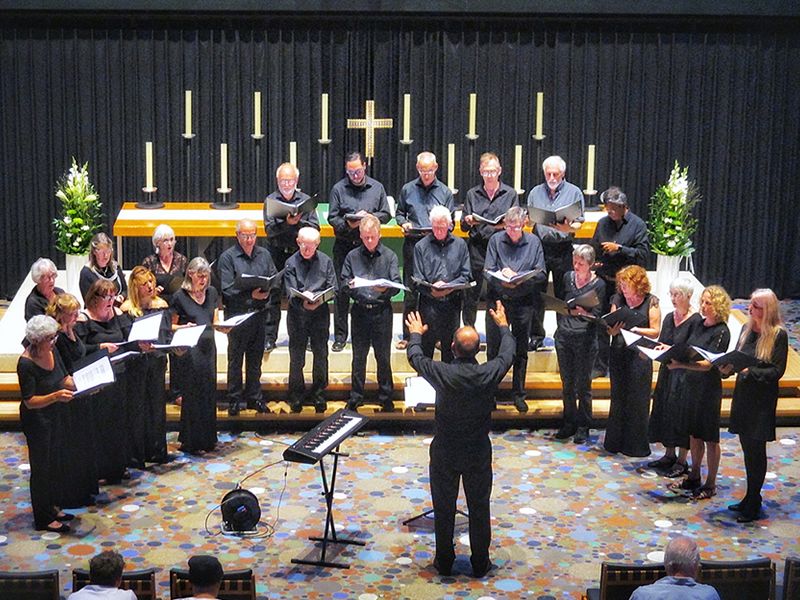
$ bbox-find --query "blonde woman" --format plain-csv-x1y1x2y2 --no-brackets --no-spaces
727,289,788,522
79,233,127,302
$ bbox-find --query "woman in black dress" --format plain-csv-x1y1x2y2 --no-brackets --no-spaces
603,265,661,457
16,315,75,532
646,278,703,477
553,244,606,444
727,288,788,522
120,266,171,465
141,223,188,297
75,279,132,483
25,258,64,320
46,293,99,507
170,257,220,454
666,285,731,499
79,232,127,303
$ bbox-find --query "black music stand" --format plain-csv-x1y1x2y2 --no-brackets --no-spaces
291,448,365,569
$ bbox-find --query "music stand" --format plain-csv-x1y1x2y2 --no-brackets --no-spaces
291,449,365,569
402,506,469,527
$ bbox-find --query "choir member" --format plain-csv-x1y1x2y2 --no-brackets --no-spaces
25,258,64,320
484,206,546,413
667,285,731,499
263,162,320,352
75,279,132,483
218,218,274,416
342,214,401,412
412,205,470,363
171,257,220,455
727,288,788,522
283,227,336,413
79,233,127,303
553,244,606,443
141,223,188,299
603,265,661,457
121,266,170,464
460,152,519,328
395,151,455,348
46,293,98,507
647,278,703,477
328,151,391,352
16,315,75,532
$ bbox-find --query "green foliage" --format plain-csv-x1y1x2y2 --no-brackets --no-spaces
647,161,701,257
53,158,103,255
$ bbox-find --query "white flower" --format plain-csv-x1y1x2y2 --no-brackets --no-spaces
81,225,89,231
73,240,80,246
56,189,67,201
66,232,72,237
63,216,72,224
667,240,676,248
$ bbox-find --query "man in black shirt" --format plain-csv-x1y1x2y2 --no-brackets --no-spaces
460,152,519,327
395,151,455,348
484,206,546,413
412,205,471,363
283,227,336,414
406,301,515,578
218,219,277,415
328,152,391,352
341,214,402,412
262,162,320,352
590,187,650,377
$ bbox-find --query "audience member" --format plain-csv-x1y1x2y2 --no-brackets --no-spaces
629,536,720,599
67,550,136,599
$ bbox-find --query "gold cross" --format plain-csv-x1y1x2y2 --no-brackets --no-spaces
347,100,393,159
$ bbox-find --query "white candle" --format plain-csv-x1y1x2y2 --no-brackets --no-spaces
514,144,523,192
535,92,544,138
321,93,329,140
447,143,456,190
184,90,192,136
220,143,228,190
254,91,262,137
468,93,477,136
403,93,411,141
289,141,297,167
586,144,596,191
145,141,154,189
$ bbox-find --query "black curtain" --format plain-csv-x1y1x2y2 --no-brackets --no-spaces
1,13,799,298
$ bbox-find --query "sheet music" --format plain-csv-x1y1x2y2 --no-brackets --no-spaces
404,376,436,408
215,312,256,328
310,415,364,455
620,328,643,347
152,324,206,349
73,355,115,395
350,276,409,291
127,311,163,342
110,350,139,363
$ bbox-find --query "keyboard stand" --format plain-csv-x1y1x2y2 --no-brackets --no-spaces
291,448,365,569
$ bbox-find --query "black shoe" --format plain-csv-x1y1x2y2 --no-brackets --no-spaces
728,502,744,512
472,559,494,578
646,455,676,470
36,522,70,533
528,338,543,352
513,396,529,413
555,425,577,440
381,401,395,413
288,401,303,414
252,400,269,414
228,403,240,417
55,512,75,522
736,511,762,523
346,399,361,411
264,339,276,352
433,558,453,576
664,461,688,478
573,427,590,444
332,340,346,352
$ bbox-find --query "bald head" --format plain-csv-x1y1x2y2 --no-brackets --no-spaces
452,326,480,358
664,536,701,578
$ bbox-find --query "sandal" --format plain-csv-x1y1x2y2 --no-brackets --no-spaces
667,476,700,494
693,485,716,500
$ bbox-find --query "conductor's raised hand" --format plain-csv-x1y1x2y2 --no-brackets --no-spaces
488,300,508,327
405,311,428,336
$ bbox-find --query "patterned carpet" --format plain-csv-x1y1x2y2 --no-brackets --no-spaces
1,426,799,599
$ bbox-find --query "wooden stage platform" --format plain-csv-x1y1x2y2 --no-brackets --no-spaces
2,270,799,428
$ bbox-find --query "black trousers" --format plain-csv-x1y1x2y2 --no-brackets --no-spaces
418,295,461,363
287,303,330,402
332,238,360,343
21,409,57,528
400,237,421,341
487,296,535,400
226,311,266,406
462,240,487,328
529,247,571,343
350,303,393,404
265,245,294,344
738,434,768,516
429,436,493,573
555,331,597,429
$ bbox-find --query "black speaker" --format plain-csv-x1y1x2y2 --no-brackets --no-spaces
220,488,261,532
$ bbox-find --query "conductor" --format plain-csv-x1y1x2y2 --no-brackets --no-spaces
405,301,515,578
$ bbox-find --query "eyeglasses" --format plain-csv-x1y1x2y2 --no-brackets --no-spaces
480,170,500,177
102,294,116,301
237,232,257,239
346,168,366,177
418,169,437,176
505,225,524,231
278,178,297,185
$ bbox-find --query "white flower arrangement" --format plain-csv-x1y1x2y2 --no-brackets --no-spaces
53,158,103,255
647,161,700,256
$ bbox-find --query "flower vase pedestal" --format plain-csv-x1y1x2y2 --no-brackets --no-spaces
65,254,87,301
654,254,681,303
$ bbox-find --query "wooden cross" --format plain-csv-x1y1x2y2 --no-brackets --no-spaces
347,100,393,160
